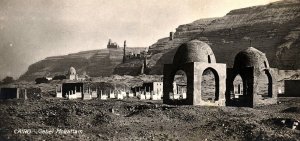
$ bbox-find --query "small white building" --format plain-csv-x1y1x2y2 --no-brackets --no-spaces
67,66,87,81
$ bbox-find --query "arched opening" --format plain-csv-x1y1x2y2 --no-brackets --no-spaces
258,70,272,98
201,68,219,102
231,74,243,100
171,70,187,100
208,55,211,63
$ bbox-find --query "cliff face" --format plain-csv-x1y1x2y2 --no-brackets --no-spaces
147,0,300,74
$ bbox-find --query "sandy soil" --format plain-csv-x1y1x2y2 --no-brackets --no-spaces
0,97,299,141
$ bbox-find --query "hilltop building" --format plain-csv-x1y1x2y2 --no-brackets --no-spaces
107,39,120,49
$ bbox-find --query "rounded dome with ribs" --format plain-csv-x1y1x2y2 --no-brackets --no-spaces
173,40,216,65
234,47,269,70
69,67,76,75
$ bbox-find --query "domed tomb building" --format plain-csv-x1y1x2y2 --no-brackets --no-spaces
163,40,226,106
68,67,78,80
226,47,277,107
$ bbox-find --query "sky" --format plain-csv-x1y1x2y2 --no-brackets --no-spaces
0,0,279,80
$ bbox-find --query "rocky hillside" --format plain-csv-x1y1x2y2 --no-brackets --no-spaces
147,0,300,74
20,0,300,80
19,48,144,81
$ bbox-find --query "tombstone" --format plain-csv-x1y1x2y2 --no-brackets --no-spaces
121,91,126,98
82,93,92,100
68,90,77,99
72,92,77,99
117,92,123,99
145,92,151,99
182,92,187,99
169,92,174,99
75,86,82,99
128,92,134,97
139,94,146,100
151,94,159,100
136,91,141,98
109,90,115,99
91,89,98,98
101,95,107,100
98,90,106,100
173,94,180,100
56,85,63,98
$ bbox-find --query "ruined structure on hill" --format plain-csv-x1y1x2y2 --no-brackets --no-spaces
107,39,120,49
113,41,148,75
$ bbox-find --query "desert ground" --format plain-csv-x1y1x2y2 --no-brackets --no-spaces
0,96,299,141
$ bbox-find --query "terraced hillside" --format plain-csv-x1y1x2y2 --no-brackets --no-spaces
20,47,147,81
147,0,300,74
19,49,123,81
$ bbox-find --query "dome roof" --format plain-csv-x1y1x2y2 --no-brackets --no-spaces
69,67,76,75
233,47,269,69
173,40,216,65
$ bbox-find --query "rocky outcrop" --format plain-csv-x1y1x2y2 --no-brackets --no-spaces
147,0,300,74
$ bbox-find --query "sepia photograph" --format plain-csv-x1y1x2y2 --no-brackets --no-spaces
0,0,300,140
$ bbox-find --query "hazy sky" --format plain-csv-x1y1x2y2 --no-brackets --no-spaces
0,0,279,80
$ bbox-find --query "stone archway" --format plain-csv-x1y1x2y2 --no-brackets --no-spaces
201,67,219,102
232,74,243,100
258,69,273,98
171,70,187,100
